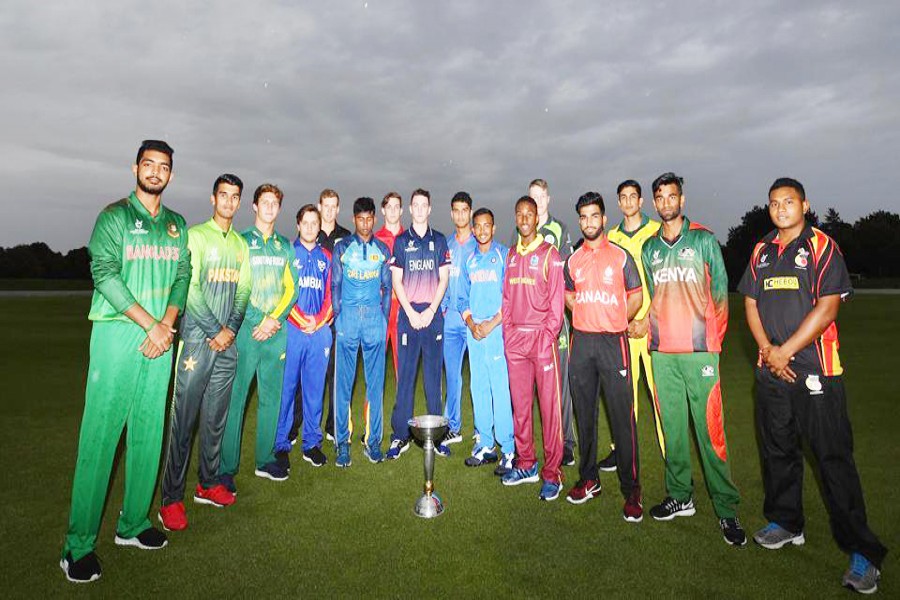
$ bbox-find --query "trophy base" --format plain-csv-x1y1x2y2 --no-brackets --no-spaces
414,492,444,519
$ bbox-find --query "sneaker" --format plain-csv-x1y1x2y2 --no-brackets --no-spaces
435,443,451,458
325,431,335,443
336,443,352,468
562,446,576,467
566,479,601,505
843,553,880,594
720,517,748,547
275,451,291,473
623,487,643,523
539,479,563,501
114,526,168,550
255,462,289,481
363,444,383,464
303,446,327,467
501,464,540,486
158,501,188,531
597,448,617,472
649,496,695,521
385,438,410,461
289,436,298,447
753,522,805,549
219,473,237,495
443,430,463,446
193,483,236,507
464,447,498,467
60,551,101,583
494,452,515,476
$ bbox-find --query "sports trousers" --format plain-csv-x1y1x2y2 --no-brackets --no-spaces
505,326,563,484
467,324,514,455
63,321,172,561
391,303,444,441
161,339,237,505
219,323,285,475
569,330,639,495
386,296,400,380
756,368,887,568
558,316,576,453
443,309,468,434
276,324,332,453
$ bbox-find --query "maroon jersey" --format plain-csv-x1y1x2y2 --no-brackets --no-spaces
502,236,565,336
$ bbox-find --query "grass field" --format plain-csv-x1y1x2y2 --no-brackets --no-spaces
0,294,896,598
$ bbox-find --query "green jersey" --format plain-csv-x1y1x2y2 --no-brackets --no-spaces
642,217,729,353
182,218,252,342
241,227,298,327
87,192,191,322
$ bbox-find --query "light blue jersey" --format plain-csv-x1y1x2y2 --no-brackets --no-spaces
458,241,508,321
442,232,478,315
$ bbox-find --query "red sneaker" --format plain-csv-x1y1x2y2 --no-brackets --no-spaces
623,487,643,523
193,484,236,508
565,479,601,505
158,502,188,531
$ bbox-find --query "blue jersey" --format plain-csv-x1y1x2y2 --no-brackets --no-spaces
441,231,478,315
332,233,392,319
390,226,451,304
459,241,508,322
287,240,332,331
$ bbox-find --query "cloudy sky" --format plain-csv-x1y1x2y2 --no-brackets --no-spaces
2,0,898,252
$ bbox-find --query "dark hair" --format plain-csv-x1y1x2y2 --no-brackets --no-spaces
515,195,537,211
410,188,431,204
769,177,806,201
451,191,472,208
472,207,494,222
616,179,642,197
213,173,243,195
253,183,283,206
353,197,376,215
296,204,320,224
651,172,683,196
135,139,174,167
382,191,402,208
575,191,605,215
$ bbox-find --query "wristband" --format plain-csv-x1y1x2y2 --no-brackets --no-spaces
145,319,158,333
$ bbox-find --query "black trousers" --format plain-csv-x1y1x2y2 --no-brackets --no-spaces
756,368,887,567
568,330,639,495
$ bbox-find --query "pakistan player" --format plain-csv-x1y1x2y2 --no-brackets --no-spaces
61,140,190,583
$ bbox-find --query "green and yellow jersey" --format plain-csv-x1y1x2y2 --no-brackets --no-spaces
241,227,298,328
608,213,660,321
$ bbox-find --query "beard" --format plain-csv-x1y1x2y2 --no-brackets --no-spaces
582,227,603,241
659,207,681,223
137,176,168,195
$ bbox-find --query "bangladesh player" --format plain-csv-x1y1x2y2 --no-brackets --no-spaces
641,172,745,546
501,196,566,501
219,184,298,488
61,140,190,583
374,192,405,379
159,174,251,532
739,178,887,593
598,180,665,472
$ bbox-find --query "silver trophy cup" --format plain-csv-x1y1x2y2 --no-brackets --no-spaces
408,415,449,518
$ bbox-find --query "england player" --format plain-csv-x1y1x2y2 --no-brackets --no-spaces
374,192,405,378
159,174,251,532
739,178,887,593
386,189,451,460
61,140,190,583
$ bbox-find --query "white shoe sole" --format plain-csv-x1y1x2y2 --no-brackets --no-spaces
598,465,617,473
540,488,562,502
502,474,540,487
193,496,228,507
566,488,601,505
60,558,100,583
114,535,168,550
254,469,288,481
386,443,410,460
756,533,805,549
336,461,352,468
157,512,187,532
623,513,643,523
443,434,463,445
302,454,326,468
651,506,696,521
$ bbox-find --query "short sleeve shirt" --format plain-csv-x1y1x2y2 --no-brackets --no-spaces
565,237,642,333
390,226,451,304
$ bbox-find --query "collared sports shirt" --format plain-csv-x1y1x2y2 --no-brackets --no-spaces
458,241,508,322
441,231,478,315
608,214,660,321
241,227,297,328
502,235,565,335
317,223,351,254
332,233,392,319
374,225,404,254
287,240,332,332
510,214,574,258
738,225,852,376
390,226,451,305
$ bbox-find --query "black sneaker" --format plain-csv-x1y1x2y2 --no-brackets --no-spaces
275,451,291,473
219,473,237,495
303,446,327,467
562,446,576,467
255,462,289,481
60,551,102,583
720,517,748,547
597,448,617,472
115,526,168,550
649,496,696,521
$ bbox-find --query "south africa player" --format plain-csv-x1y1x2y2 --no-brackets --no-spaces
159,174,251,532
219,184,298,488
374,191,404,378
61,140,189,583
642,172,745,546
739,178,887,593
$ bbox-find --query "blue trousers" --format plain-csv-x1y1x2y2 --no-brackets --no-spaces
276,324,332,453
442,309,468,433
467,324,514,454
392,303,443,441
335,305,387,449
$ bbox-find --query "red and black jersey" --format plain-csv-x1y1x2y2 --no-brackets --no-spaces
738,225,852,376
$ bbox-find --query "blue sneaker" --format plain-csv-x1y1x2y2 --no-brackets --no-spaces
364,444,383,464
501,464,539,486
494,452,515,476
435,443,451,458
843,553,880,594
335,443,351,468
539,479,562,501
385,438,410,461
464,446,498,467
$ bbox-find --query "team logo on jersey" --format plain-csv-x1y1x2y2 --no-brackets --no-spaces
249,237,260,249
575,268,583,279
619,369,627,377
293,258,301,269
677,247,695,261
183,356,197,372
701,365,715,377
274,239,282,250
167,222,180,238
757,253,769,268
207,247,220,262
805,374,823,395
795,248,809,269
491,256,497,264
602,265,614,285
545,234,556,245
130,219,148,235
429,241,434,252
405,240,418,252
651,250,662,266
317,259,327,272
530,255,539,267
369,254,381,262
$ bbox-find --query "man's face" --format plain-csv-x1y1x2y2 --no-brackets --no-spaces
529,185,550,218
133,150,172,195
297,210,321,245
319,196,339,226
578,203,606,241
768,187,808,231
211,183,241,220
450,201,471,229
515,201,538,239
253,192,281,227
410,194,431,226
473,213,495,245
354,211,375,239
382,197,402,226
653,183,684,223
617,186,643,219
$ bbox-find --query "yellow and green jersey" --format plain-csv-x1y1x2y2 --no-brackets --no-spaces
182,218,251,342
87,192,191,322
241,227,298,328
608,213,660,321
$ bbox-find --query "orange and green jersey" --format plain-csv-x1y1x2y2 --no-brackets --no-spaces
87,192,191,322
182,218,252,342
608,213,660,321
241,227,298,328
642,217,728,353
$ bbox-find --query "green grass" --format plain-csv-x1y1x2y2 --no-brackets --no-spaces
0,295,896,598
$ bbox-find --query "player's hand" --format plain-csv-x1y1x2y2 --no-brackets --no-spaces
765,345,796,382
253,316,280,341
147,320,177,352
210,327,235,352
405,307,422,330
139,336,164,359
419,307,435,329
302,321,317,334
627,317,649,339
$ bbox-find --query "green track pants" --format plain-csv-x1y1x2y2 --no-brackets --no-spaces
63,321,173,561
651,352,740,518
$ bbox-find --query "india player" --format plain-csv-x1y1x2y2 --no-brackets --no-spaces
61,140,190,583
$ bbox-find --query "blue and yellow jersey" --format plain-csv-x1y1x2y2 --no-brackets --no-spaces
332,233,392,319
287,240,332,331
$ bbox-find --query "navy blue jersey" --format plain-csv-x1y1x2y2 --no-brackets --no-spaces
390,226,451,304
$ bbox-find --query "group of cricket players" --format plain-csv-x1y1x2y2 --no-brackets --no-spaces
59,140,887,594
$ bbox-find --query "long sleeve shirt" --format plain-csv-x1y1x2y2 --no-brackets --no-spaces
241,227,298,328
332,233,392,320
287,240,333,331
